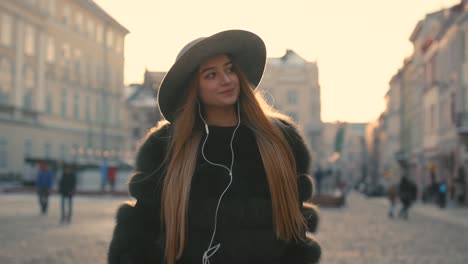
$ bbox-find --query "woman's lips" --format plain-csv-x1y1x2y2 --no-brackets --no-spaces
219,88,235,95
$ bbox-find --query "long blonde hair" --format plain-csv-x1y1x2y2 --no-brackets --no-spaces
161,65,306,263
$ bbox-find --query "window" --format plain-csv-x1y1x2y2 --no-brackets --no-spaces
108,66,113,91
71,144,78,158
461,31,466,63
45,92,53,114
430,105,435,133
96,65,103,85
105,98,111,124
23,89,33,110
73,93,79,120
24,67,34,105
23,66,34,110
87,60,93,86
82,62,88,86
24,139,32,158
74,49,82,82
0,13,13,47
451,93,456,125
133,128,141,138
106,29,114,48
45,65,56,81
61,43,70,80
96,97,101,122
61,89,67,118
132,112,139,122
60,144,67,161
62,5,71,25
115,35,123,53
24,24,36,56
287,90,298,104
0,58,13,103
96,24,103,43
48,0,56,17
46,36,55,63
87,19,95,38
24,66,35,89
25,0,38,6
440,97,447,129
44,142,52,159
115,102,121,126
430,56,436,85
85,95,90,121
0,138,7,168
62,43,70,59
75,12,83,32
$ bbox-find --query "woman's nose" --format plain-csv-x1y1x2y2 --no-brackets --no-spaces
221,72,232,84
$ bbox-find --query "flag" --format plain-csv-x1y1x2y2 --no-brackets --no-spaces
334,124,345,153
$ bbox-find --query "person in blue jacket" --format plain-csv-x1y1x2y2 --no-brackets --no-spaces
36,162,54,215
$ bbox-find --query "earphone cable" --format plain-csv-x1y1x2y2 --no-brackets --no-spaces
198,101,241,264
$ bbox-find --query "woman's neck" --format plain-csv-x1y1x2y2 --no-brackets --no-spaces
205,106,238,126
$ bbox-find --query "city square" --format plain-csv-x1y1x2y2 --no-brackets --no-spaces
0,192,467,264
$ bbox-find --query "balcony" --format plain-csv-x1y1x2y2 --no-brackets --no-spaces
0,102,15,120
0,102,40,124
457,112,468,134
457,113,468,148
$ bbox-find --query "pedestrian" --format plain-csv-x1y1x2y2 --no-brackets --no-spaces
36,161,54,215
398,175,417,220
100,160,108,192
314,166,323,194
386,183,398,218
455,168,465,205
108,30,321,264
438,180,448,209
58,164,77,223
107,165,117,192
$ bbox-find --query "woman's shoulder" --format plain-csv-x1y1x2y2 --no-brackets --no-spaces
144,121,172,144
135,121,171,165
269,114,304,141
129,121,171,201
269,114,312,174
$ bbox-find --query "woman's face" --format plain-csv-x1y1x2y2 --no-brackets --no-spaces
197,54,240,110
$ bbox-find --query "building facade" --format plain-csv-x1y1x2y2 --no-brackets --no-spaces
124,70,163,164
260,49,322,164
0,0,129,180
383,73,402,185
371,1,468,204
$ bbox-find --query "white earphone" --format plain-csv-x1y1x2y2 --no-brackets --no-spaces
197,100,241,264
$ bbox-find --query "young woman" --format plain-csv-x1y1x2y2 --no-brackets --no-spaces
108,29,321,264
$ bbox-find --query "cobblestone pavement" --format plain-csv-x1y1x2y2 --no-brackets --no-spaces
316,193,468,264
0,194,129,264
1,192,467,263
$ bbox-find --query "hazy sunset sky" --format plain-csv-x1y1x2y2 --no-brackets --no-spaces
94,0,460,123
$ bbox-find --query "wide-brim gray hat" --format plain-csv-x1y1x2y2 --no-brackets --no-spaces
157,29,267,122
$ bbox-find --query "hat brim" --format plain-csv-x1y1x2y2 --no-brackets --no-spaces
157,30,266,123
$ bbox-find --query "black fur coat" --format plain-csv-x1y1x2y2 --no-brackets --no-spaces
108,118,321,263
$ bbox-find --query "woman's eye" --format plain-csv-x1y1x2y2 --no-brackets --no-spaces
206,72,215,78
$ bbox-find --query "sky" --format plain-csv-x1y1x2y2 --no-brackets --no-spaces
94,0,461,123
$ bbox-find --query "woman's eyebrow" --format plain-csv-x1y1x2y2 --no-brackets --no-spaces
199,61,232,74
